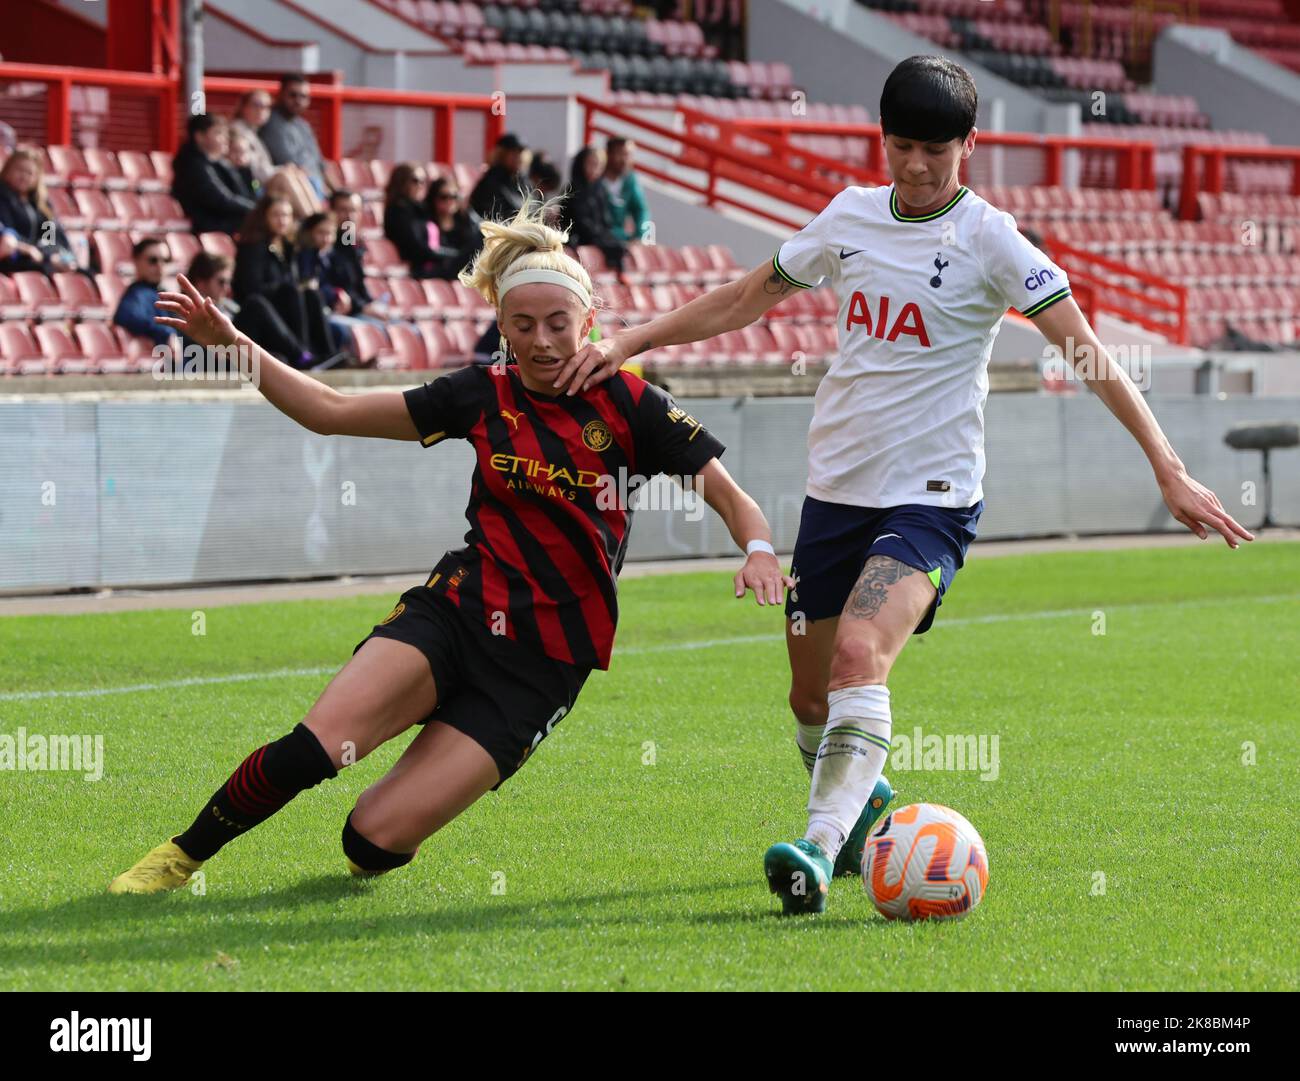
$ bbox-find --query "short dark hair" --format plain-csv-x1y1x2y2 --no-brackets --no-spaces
299,211,332,234
606,136,628,154
280,74,308,93
879,56,977,143
187,251,232,281
328,188,355,208
132,236,166,259
187,113,223,138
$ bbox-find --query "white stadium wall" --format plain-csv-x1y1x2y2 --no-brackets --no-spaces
2,394,1297,592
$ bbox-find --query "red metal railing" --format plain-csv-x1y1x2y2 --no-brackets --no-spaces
725,117,1159,191
1041,240,1189,344
1178,144,1300,221
0,61,503,161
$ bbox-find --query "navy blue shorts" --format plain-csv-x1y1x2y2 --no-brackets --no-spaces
784,496,983,632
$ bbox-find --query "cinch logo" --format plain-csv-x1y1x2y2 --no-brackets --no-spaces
50,1013,151,1061
1024,266,1057,290
845,292,931,346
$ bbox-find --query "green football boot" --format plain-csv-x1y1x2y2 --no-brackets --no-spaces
832,775,895,877
764,838,833,915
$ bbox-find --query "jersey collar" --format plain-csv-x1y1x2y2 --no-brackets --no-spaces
889,185,968,223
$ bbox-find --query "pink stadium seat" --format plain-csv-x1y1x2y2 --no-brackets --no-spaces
33,324,93,374
82,148,128,190
0,323,50,376
198,232,237,259
116,149,167,193
386,323,430,369
53,272,110,319
348,324,398,367
95,272,126,309
362,237,406,277
388,277,436,319
73,323,131,374
75,190,124,230
12,272,70,321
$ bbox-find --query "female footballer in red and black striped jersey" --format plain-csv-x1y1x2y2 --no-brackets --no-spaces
108,200,792,893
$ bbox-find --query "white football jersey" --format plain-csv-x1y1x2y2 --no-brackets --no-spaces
773,184,1070,509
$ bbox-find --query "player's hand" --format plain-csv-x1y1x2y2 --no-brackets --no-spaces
1158,467,1254,548
734,552,795,607
156,274,238,349
552,334,628,396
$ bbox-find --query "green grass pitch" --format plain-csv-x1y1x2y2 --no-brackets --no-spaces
2,541,1297,991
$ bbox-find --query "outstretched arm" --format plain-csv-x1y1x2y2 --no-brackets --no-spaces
156,274,419,441
691,458,795,606
552,259,803,395
1031,298,1253,548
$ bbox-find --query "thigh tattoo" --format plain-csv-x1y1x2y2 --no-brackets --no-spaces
845,556,916,621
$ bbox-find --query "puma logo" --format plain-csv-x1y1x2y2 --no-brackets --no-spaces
500,409,523,431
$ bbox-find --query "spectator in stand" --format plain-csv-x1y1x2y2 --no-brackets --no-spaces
233,195,339,369
384,162,464,280
297,210,381,358
172,114,256,236
258,74,329,199
186,250,237,316
561,145,626,274
469,132,530,222
421,175,483,280
602,136,652,243
529,154,565,228
225,129,260,203
184,251,239,369
327,188,387,317
0,147,80,277
230,90,278,183
113,236,174,348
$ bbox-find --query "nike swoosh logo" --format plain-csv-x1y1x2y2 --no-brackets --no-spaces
839,248,865,259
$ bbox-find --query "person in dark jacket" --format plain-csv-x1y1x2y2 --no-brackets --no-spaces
326,189,384,315
468,132,530,222
383,162,463,280
560,146,626,274
0,146,79,277
232,195,337,368
112,236,174,347
172,114,257,236
421,176,483,281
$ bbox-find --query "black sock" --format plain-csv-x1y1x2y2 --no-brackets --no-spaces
174,723,337,861
341,811,417,872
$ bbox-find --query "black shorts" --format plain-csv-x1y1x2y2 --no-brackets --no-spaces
353,586,590,786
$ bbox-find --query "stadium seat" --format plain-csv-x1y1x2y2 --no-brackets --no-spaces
0,323,51,375
73,323,131,374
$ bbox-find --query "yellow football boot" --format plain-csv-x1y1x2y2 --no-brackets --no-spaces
108,840,203,894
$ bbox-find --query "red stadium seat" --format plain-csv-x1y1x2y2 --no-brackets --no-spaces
386,323,430,369
33,324,93,374
116,150,168,193
12,272,70,321
198,232,237,259
73,323,131,374
0,273,36,320
348,324,398,367
0,323,50,375
53,272,110,319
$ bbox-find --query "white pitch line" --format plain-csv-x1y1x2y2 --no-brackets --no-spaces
2,592,1296,702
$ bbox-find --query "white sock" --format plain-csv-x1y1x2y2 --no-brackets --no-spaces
804,684,892,861
795,722,825,775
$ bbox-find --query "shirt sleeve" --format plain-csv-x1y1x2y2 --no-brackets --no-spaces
981,208,1072,318
403,367,483,447
634,381,725,478
772,191,841,290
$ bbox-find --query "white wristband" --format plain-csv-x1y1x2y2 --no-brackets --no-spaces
745,539,776,557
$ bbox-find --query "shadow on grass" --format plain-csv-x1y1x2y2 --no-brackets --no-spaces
0,873,887,971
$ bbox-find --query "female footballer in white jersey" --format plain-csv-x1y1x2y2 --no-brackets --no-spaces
553,55,1253,914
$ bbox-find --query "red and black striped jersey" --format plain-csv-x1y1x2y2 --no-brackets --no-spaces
403,363,725,670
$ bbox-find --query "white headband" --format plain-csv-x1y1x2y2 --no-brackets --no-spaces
497,267,591,308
